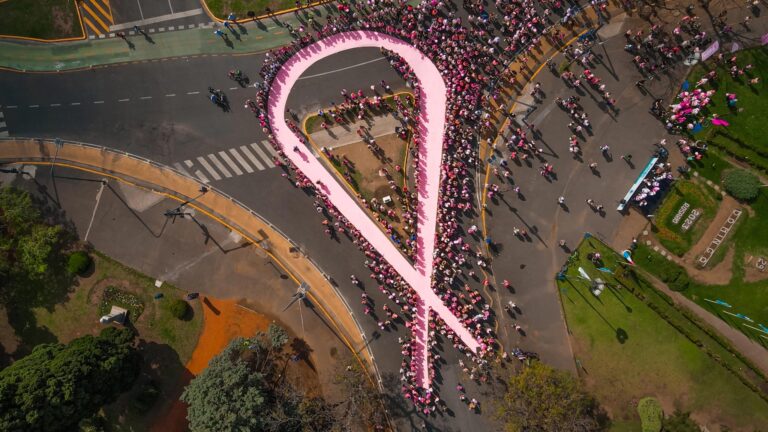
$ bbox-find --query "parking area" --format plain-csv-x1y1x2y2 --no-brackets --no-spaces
80,0,211,37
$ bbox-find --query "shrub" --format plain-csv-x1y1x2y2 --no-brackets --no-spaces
67,251,92,275
167,299,191,320
638,397,663,432
723,169,760,201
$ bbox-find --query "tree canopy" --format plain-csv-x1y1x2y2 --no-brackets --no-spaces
496,361,607,432
0,327,140,431
181,324,337,432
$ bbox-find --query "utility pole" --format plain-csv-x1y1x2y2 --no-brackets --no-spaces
50,137,63,179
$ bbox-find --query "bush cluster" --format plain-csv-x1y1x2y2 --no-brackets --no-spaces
67,251,92,275
723,169,760,201
167,299,191,320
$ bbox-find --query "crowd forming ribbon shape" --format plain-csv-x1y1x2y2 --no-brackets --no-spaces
267,31,482,388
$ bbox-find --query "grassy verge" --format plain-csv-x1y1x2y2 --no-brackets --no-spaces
203,0,299,20
0,0,82,39
651,180,719,256
559,239,768,429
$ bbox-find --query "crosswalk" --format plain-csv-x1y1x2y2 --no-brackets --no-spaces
0,111,8,137
80,0,114,36
172,141,279,183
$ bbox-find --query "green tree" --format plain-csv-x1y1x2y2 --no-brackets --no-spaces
663,410,701,432
496,361,607,432
181,326,337,432
18,224,63,276
0,186,41,234
723,169,760,201
0,327,140,431
181,340,266,431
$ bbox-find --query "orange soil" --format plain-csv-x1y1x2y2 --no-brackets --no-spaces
151,297,271,432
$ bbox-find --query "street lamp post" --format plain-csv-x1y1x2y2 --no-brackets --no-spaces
50,137,63,178
162,186,209,220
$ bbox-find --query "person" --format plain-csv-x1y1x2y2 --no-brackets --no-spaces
558,196,565,205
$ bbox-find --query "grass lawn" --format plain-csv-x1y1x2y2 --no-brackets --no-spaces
559,239,768,429
688,48,768,174
651,180,720,256
686,147,732,184
30,251,204,430
636,185,768,350
203,0,298,19
0,0,82,39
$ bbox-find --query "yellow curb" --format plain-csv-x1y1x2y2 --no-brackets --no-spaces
5,145,379,391
0,0,86,42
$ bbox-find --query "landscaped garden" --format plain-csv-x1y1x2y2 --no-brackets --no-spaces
0,0,82,39
558,238,768,430
651,179,720,256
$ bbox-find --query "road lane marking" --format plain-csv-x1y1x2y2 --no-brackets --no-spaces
187,91,199,95
238,145,265,170
228,148,254,173
5,106,17,109
118,98,130,102
196,156,221,180
206,153,232,178
109,8,203,31
250,142,275,168
84,180,106,242
261,140,280,158
185,160,210,183
173,162,191,176
229,87,238,90
93,101,104,104
71,102,81,106
218,151,243,176
165,94,176,97
29,105,39,108
139,96,152,100
50,103,61,107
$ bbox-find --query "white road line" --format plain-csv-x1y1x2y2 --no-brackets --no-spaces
228,148,254,173
165,94,176,97
187,24,195,29
50,103,61,107
187,91,200,95
158,27,165,32
118,98,130,102
71,102,81,106
5,106,17,109
94,101,105,104
218,151,243,176
261,140,280,158
229,87,238,90
29,105,39,108
196,156,222,180
250,142,275,168
173,162,191,176
139,96,152,100
207,153,233,178
298,57,386,80
110,8,203,31
239,145,265,170
136,0,145,20
194,170,210,183
167,26,175,31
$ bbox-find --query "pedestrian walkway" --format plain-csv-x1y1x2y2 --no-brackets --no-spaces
172,140,279,183
0,110,8,137
309,114,404,150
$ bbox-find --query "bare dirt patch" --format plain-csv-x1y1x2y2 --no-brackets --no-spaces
51,6,74,37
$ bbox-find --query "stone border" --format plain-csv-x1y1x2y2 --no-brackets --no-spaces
697,208,742,267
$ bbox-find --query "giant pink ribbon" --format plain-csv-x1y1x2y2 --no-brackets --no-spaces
267,31,481,389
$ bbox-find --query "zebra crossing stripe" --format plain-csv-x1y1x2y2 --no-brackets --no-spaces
0,112,8,137
173,162,191,176
207,153,232,178
184,160,210,183
218,151,243,176
261,140,280,158
196,156,222,180
250,143,275,168
238,145,264,170
229,148,254,173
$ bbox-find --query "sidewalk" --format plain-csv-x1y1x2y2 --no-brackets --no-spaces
309,114,404,149
0,7,314,71
0,138,379,383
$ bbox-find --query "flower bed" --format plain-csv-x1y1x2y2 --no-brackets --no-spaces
99,285,145,321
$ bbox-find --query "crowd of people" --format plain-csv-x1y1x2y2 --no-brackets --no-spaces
242,0,586,415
